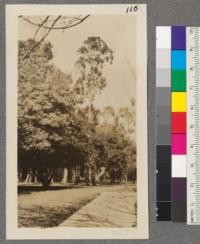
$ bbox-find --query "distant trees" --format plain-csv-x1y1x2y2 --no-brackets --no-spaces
18,36,136,188
95,104,136,183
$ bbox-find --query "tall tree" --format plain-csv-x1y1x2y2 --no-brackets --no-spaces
75,36,114,125
75,37,114,184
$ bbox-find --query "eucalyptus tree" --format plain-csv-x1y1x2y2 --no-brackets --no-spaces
75,36,114,184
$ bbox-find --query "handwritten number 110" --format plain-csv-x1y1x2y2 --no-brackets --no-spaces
126,5,138,13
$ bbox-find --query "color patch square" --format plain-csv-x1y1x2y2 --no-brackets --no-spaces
171,178,186,201
157,202,171,221
157,125,171,145
172,50,186,70
172,134,186,154
172,92,186,112
171,201,186,222
156,145,171,164
157,163,171,183
172,112,186,133
172,26,186,50
157,181,171,201
156,26,171,49
171,70,186,91
172,155,186,177
157,49,171,69
157,106,171,125
156,69,171,87
157,87,171,106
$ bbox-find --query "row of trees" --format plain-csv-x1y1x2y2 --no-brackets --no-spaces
18,35,136,188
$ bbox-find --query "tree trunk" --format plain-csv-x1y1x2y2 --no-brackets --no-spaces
24,168,32,183
18,169,23,182
125,172,128,184
61,167,68,184
34,169,38,183
35,175,38,183
71,169,75,183
88,168,92,182
38,168,54,189
96,167,106,183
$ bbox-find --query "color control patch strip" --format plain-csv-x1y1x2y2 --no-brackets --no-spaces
156,26,187,221
171,26,187,222
156,26,171,221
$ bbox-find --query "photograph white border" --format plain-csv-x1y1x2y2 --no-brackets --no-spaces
6,4,148,239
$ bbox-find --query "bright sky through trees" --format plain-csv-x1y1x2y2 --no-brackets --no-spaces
18,15,136,110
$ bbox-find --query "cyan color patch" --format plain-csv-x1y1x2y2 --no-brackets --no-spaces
172,50,186,70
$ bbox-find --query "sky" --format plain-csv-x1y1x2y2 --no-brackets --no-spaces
18,15,137,111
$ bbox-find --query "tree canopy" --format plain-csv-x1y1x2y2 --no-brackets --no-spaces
18,37,136,187
18,40,89,168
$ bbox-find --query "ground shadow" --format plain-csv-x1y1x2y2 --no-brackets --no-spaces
18,184,85,194
18,197,97,228
18,182,128,194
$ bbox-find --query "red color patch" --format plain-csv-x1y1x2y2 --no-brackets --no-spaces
172,112,186,134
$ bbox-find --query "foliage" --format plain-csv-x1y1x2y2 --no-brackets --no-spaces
18,37,136,187
74,36,114,176
91,121,136,182
18,39,89,172
75,36,114,105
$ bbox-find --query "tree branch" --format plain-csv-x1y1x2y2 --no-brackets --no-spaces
22,15,62,60
33,16,49,40
19,15,90,30
19,15,90,61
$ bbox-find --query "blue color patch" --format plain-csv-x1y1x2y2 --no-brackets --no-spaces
171,50,186,70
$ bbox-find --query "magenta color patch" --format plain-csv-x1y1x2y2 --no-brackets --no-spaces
172,134,186,154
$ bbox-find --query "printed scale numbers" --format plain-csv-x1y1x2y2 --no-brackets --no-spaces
187,27,200,225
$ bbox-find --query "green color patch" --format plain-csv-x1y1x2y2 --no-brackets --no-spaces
171,70,186,91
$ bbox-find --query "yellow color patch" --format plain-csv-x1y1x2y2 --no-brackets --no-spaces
172,92,186,112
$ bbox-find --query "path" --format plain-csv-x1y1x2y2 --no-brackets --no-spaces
60,185,136,227
18,184,136,227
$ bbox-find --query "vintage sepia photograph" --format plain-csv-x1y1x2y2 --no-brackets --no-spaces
6,4,148,239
